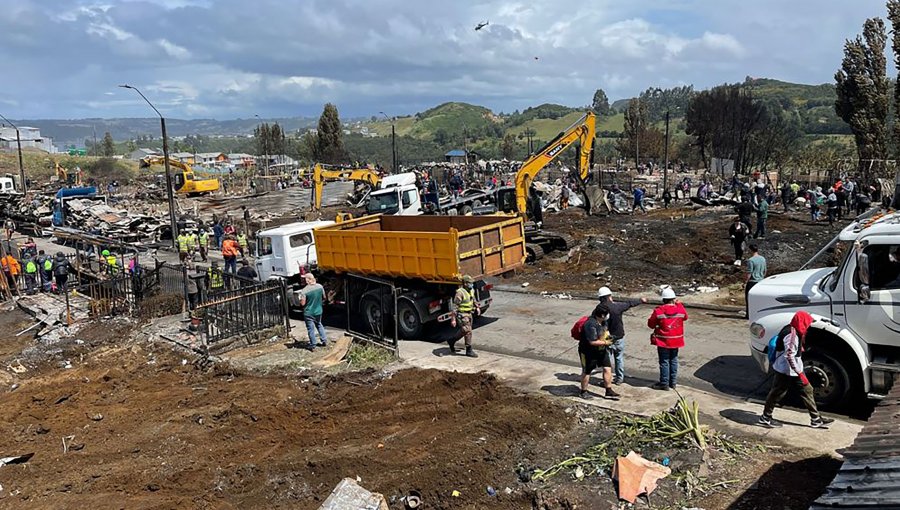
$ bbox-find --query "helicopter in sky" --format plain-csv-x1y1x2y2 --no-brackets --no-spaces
474,20,489,31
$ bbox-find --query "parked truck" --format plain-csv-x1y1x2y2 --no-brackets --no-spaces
747,209,900,408
256,214,527,338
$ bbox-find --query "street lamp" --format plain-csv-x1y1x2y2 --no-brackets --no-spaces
379,112,397,173
0,113,26,194
119,84,178,248
254,114,270,176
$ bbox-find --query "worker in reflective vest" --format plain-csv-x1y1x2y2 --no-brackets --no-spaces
1,253,21,295
188,231,198,257
198,230,209,262
23,256,37,294
236,233,249,257
101,249,118,275
207,261,225,293
177,234,191,263
448,275,479,358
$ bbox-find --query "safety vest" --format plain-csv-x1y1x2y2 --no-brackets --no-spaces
43,258,53,271
106,255,118,268
177,235,189,253
237,234,248,250
199,233,208,247
189,234,198,248
25,260,37,274
208,268,224,288
457,287,474,313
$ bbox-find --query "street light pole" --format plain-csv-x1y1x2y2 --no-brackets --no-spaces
379,112,397,173
0,113,26,194
119,84,178,248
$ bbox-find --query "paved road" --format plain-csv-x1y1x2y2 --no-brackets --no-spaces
429,289,772,403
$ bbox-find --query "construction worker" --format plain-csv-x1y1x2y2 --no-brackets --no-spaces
448,275,479,357
23,255,38,294
236,231,249,258
37,250,53,292
198,229,209,262
104,250,119,275
177,232,191,263
53,252,69,294
4,219,14,242
207,261,225,294
188,229,199,260
1,251,21,295
222,235,239,275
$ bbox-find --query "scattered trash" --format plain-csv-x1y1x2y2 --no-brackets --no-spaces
89,413,104,421
574,465,585,480
521,282,530,287
486,486,496,496
451,490,461,497
612,451,672,504
694,286,719,294
8,361,27,374
402,490,422,509
318,478,389,510
504,487,513,495
662,456,671,467
9,383,19,392
0,453,34,467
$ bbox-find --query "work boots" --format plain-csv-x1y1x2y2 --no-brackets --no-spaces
465,347,478,358
447,338,459,354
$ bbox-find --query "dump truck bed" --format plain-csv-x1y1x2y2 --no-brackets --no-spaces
314,214,526,283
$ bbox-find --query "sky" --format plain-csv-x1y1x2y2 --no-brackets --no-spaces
0,0,891,120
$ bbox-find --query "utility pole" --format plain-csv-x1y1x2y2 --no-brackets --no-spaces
0,114,28,194
663,110,670,192
119,85,178,248
379,112,397,173
463,125,469,166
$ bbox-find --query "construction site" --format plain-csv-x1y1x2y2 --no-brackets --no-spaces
4,1,900,507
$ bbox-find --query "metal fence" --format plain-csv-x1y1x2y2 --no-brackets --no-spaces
194,279,290,345
345,274,400,351
74,275,140,318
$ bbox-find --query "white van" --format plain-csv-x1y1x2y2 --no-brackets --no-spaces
255,220,335,281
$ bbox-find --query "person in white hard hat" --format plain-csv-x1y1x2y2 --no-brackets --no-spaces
647,285,688,390
597,286,648,385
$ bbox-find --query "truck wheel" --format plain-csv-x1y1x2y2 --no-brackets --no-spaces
361,297,383,331
460,205,473,215
525,243,545,263
396,300,423,339
447,208,458,216
473,200,483,208
804,349,850,409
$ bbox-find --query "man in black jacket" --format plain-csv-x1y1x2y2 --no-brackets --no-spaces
598,287,648,385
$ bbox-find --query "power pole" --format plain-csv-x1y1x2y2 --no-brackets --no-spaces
663,110,670,192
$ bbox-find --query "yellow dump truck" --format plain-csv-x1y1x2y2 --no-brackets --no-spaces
257,214,526,338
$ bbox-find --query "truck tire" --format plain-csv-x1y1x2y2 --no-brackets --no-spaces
361,297,384,332
396,300,423,338
804,349,851,409
525,243,545,263
447,208,459,216
473,200,483,208
460,205,473,216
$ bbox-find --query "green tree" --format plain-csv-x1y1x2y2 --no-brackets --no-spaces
101,132,115,157
888,1,900,156
835,17,889,178
316,103,345,164
618,99,666,163
591,89,611,116
500,133,516,160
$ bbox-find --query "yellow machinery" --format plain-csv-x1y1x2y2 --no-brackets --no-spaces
140,156,220,195
312,163,381,210
55,162,83,187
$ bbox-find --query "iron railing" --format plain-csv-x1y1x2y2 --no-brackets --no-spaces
194,279,290,345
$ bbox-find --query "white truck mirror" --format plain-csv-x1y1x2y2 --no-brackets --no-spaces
857,252,871,303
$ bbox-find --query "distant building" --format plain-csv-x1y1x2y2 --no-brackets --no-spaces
445,149,468,164
127,148,160,161
196,152,227,165
228,153,255,168
0,126,58,153
170,152,195,165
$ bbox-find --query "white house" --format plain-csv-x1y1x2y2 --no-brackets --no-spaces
0,126,58,153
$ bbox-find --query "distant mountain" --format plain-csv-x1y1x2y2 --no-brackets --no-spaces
10,117,317,148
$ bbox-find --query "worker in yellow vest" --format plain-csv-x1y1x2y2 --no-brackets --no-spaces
177,233,190,263
237,232,249,258
198,229,209,262
23,255,38,295
101,249,118,275
188,230,199,260
448,275,479,358
207,261,225,294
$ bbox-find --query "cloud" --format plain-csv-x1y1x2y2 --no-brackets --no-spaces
0,0,889,119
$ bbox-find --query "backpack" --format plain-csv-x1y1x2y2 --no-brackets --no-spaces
571,316,589,341
766,325,790,365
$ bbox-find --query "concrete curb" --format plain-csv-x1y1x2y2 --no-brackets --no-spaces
491,284,744,313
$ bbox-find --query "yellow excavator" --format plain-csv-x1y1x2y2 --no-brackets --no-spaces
55,162,83,187
493,112,596,260
140,156,220,196
311,163,382,210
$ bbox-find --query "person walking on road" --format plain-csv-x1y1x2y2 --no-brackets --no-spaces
222,235,240,275
449,275,479,358
754,196,768,239
298,273,328,351
759,311,835,429
198,229,209,262
745,244,767,317
53,252,69,294
4,219,15,242
578,304,620,400
648,286,688,391
729,216,750,265
597,286,648,385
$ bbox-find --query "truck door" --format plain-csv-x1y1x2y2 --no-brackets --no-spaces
399,188,422,215
844,242,900,343
287,232,316,270
255,234,283,280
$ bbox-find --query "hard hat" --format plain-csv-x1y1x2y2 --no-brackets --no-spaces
461,275,474,284
101,249,110,256
597,286,612,299
660,285,676,300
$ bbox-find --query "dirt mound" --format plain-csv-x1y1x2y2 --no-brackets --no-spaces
0,344,572,509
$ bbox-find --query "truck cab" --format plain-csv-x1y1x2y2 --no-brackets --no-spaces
748,210,900,408
255,220,335,281
366,173,422,216
0,176,19,194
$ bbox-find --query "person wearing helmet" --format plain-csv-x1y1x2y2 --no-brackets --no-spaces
647,285,688,390
597,286,648,385
448,275,479,357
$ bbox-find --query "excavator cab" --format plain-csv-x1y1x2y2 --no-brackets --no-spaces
173,172,185,191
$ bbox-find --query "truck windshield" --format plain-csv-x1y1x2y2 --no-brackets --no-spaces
368,192,399,215
258,236,273,256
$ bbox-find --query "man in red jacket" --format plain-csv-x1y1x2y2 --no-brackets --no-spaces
647,286,688,390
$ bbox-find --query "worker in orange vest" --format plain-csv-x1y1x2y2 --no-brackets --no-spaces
1,253,21,295
222,235,240,275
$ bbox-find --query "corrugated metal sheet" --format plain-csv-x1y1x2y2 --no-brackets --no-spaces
811,382,900,509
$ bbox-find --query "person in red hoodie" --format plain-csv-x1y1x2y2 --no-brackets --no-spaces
647,285,687,390
759,311,835,429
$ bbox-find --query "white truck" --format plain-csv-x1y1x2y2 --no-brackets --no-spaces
0,176,19,194
747,209,900,408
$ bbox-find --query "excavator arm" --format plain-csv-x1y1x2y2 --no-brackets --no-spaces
140,155,192,174
312,163,381,210
514,112,595,216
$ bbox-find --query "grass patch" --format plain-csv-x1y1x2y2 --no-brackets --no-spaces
345,341,395,369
